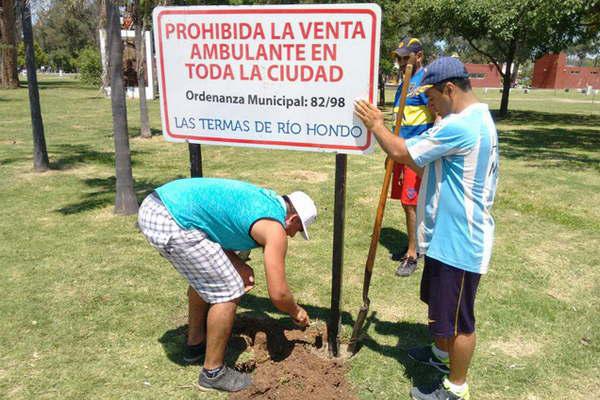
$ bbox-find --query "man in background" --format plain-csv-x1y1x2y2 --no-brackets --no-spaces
389,37,435,277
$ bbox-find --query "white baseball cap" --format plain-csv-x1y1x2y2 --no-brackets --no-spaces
286,191,317,240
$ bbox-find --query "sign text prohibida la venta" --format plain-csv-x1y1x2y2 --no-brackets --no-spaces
153,3,381,154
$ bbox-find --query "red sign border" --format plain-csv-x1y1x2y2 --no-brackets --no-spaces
156,7,378,151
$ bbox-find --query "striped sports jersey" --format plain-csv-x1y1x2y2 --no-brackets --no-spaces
405,103,499,274
393,68,434,138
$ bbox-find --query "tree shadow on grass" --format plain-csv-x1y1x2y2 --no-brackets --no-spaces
492,109,600,128
47,144,133,170
130,127,162,138
158,312,307,368
0,144,142,170
380,227,408,261
157,293,436,386
55,175,183,215
33,80,82,90
499,127,600,171
0,156,27,167
360,311,441,387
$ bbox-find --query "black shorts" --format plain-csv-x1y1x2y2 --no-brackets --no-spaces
420,256,482,337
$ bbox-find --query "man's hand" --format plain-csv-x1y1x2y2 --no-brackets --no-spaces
354,100,386,132
236,263,255,293
226,251,255,293
291,306,310,328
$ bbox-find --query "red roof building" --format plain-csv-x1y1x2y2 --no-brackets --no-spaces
465,63,502,88
533,53,600,89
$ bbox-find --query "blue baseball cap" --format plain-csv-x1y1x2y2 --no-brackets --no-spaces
420,57,470,89
391,37,423,58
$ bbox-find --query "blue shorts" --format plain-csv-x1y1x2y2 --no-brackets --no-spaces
420,256,481,337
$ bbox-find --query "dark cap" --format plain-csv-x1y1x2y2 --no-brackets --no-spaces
391,37,423,58
419,57,470,89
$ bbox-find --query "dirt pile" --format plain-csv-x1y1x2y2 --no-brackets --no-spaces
228,314,357,400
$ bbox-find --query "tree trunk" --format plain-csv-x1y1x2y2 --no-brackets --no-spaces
20,0,49,171
378,71,385,106
0,0,19,89
134,0,151,138
510,60,520,85
99,27,110,92
499,70,512,118
98,0,109,93
498,44,516,117
107,0,139,215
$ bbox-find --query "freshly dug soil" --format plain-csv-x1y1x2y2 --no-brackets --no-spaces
228,314,357,400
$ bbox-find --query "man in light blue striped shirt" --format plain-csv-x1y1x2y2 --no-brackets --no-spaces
354,57,498,400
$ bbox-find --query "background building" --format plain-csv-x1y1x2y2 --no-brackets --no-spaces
464,63,503,88
533,53,600,90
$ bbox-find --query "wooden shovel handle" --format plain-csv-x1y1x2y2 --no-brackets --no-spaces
361,61,414,299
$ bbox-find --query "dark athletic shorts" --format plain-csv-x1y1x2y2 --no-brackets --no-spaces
420,256,481,337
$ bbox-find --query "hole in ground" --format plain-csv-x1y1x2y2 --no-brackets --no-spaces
229,314,358,400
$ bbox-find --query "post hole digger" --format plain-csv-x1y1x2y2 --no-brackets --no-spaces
347,59,414,355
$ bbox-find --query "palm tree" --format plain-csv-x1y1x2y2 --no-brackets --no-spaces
0,0,19,89
99,0,110,93
19,0,49,171
155,0,202,176
133,0,151,138
106,0,138,214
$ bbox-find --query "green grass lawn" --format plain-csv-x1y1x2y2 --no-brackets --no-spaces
1,77,599,399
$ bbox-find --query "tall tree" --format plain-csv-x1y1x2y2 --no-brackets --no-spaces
107,0,138,215
98,0,110,92
19,0,49,171
410,0,597,116
133,0,151,138
377,0,409,76
34,0,99,72
0,0,19,88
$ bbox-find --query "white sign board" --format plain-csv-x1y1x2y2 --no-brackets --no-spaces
153,4,381,154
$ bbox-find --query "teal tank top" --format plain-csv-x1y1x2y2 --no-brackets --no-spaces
155,178,286,251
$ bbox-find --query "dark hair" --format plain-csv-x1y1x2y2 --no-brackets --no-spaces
433,77,472,92
282,195,296,215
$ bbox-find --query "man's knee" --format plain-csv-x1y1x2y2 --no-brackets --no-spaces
402,203,417,214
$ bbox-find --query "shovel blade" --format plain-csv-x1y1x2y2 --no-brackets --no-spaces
347,305,370,354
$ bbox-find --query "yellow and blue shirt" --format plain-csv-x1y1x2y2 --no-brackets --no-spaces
393,68,434,139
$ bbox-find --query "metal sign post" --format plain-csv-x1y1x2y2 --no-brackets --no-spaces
188,143,202,177
328,153,347,356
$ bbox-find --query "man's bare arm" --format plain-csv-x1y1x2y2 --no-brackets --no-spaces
250,220,308,326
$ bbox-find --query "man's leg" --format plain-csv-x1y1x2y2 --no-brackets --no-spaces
403,204,418,259
410,258,480,399
203,297,240,370
396,204,419,277
448,333,476,385
434,336,449,352
395,165,420,277
187,285,208,346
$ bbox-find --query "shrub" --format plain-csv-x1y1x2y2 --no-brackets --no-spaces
48,49,77,73
77,46,102,86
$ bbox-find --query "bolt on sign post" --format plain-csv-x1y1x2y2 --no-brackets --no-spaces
153,3,381,356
